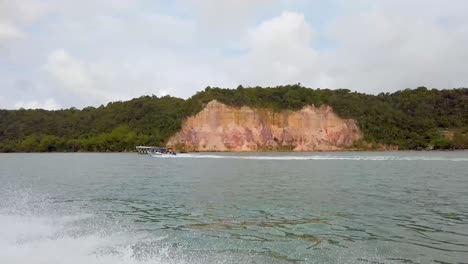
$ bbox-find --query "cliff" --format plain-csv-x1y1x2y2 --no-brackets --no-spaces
167,100,362,152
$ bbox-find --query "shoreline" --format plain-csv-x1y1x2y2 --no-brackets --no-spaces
1,149,467,154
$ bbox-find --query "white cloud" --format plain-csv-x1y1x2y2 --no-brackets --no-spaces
2,0,468,109
324,3,468,92
0,0,49,50
184,0,274,24
45,49,102,100
0,24,23,40
43,48,224,107
225,11,326,87
0,0,49,24
44,49,133,106
14,98,61,110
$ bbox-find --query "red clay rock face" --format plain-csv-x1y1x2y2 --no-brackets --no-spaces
167,100,362,151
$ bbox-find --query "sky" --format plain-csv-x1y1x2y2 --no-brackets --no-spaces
1,0,468,110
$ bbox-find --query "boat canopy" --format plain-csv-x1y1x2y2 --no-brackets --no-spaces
136,146,172,154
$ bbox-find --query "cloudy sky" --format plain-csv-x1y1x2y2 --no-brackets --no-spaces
1,0,467,109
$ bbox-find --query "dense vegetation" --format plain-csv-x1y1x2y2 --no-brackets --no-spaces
1,85,467,152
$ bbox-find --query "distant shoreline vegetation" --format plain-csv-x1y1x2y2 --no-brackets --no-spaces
1,85,467,152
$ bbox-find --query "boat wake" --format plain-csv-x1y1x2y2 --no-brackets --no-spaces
155,153,468,162
0,187,252,264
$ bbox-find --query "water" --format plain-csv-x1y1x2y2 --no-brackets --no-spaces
1,152,467,264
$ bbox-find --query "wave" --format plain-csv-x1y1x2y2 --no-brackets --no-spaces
156,154,468,162
0,188,174,264
0,188,273,264
0,211,277,264
0,213,181,264
0,204,404,264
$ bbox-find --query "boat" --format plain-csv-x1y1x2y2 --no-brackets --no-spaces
136,146,177,156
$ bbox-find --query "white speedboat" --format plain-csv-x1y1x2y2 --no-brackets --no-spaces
138,146,177,157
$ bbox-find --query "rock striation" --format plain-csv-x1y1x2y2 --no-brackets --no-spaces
167,100,362,151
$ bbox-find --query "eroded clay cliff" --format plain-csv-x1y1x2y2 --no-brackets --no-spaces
167,100,362,151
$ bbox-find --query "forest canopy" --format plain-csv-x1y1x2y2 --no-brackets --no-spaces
1,85,467,152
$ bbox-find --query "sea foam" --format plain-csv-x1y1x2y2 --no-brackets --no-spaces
0,188,261,264
0,188,170,264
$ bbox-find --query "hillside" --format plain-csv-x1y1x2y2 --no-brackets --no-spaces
0,85,467,152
